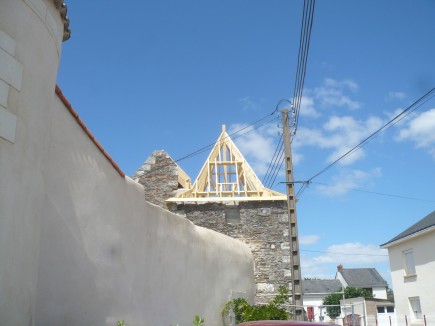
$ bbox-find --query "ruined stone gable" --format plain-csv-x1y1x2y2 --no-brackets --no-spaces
132,150,179,208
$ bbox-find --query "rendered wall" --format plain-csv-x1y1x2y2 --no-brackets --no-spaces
0,0,64,324
0,1,255,325
387,230,435,324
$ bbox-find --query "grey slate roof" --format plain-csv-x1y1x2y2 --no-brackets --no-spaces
381,210,435,247
302,279,342,294
338,268,388,287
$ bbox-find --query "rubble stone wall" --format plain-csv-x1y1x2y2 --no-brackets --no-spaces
132,150,179,208
173,201,291,304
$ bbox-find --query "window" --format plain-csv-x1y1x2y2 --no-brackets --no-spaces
225,207,240,224
403,249,416,275
377,307,385,314
409,297,422,320
386,306,394,313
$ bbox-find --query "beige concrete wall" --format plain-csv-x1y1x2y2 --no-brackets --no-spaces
0,1,255,325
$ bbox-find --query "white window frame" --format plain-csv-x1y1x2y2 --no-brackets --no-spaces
409,297,422,320
403,249,416,276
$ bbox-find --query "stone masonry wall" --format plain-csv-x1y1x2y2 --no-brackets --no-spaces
132,150,179,208
171,201,291,304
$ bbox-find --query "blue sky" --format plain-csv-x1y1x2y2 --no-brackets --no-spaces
57,1,435,288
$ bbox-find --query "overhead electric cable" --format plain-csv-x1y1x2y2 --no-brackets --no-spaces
268,152,285,189
300,249,388,257
310,181,435,203
262,134,284,186
305,87,435,183
262,99,291,188
136,109,281,178
292,0,316,135
175,110,279,163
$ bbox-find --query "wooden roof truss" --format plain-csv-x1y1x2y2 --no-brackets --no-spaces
169,125,285,202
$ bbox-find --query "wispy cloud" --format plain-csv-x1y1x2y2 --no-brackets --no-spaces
312,243,389,264
314,168,382,196
238,96,265,113
229,123,281,176
386,91,406,101
313,78,361,110
397,108,435,158
301,242,389,279
295,78,361,119
300,235,320,245
294,115,383,166
299,96,321,118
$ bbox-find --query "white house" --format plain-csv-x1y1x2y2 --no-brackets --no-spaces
381,210,435,325
336,265,389,299
302,279,342,322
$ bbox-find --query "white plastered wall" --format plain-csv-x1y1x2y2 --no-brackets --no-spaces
387,230,435,323
0,1,255,325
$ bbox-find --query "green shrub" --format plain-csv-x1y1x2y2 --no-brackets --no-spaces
222,285,290,323
192,314,205,326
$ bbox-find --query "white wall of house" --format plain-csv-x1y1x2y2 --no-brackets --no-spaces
0,1,255,325
372,287,387,300
386,228,435,325
303,295,334,323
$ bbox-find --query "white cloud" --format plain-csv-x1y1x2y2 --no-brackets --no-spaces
386,91,406,101
313,243,389,265
238,96,264,112
301,242,389,279
294,115,383,166
299,96,321,118
300,235,320,245
313,78,361,110
315,168,382,196
229,123,281,176
397,108,435,158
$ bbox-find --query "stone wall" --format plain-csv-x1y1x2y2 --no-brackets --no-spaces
172,201,291,304
132,150,179,208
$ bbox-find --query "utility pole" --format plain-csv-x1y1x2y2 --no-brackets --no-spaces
282,109,303,320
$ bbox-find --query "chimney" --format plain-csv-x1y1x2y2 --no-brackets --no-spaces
337,264,343,272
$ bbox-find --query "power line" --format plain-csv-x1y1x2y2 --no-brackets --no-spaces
175,110,279,164
310,181,435,203
306,87,435,183
262,100,291,188
262,134,284,187
134,109,280,177
267,150,285,189
292,0,316,135
300,249,388,257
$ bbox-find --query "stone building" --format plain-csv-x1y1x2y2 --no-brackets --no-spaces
133,125,291,303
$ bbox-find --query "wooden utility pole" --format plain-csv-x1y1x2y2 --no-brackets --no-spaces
282,109,303,320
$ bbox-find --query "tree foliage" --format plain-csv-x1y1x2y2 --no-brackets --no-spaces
322,287,373,320
222,285,290,323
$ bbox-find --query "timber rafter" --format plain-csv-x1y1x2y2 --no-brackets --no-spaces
167,125,286,203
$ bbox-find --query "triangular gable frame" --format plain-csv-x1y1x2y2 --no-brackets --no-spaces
168,125,286,202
